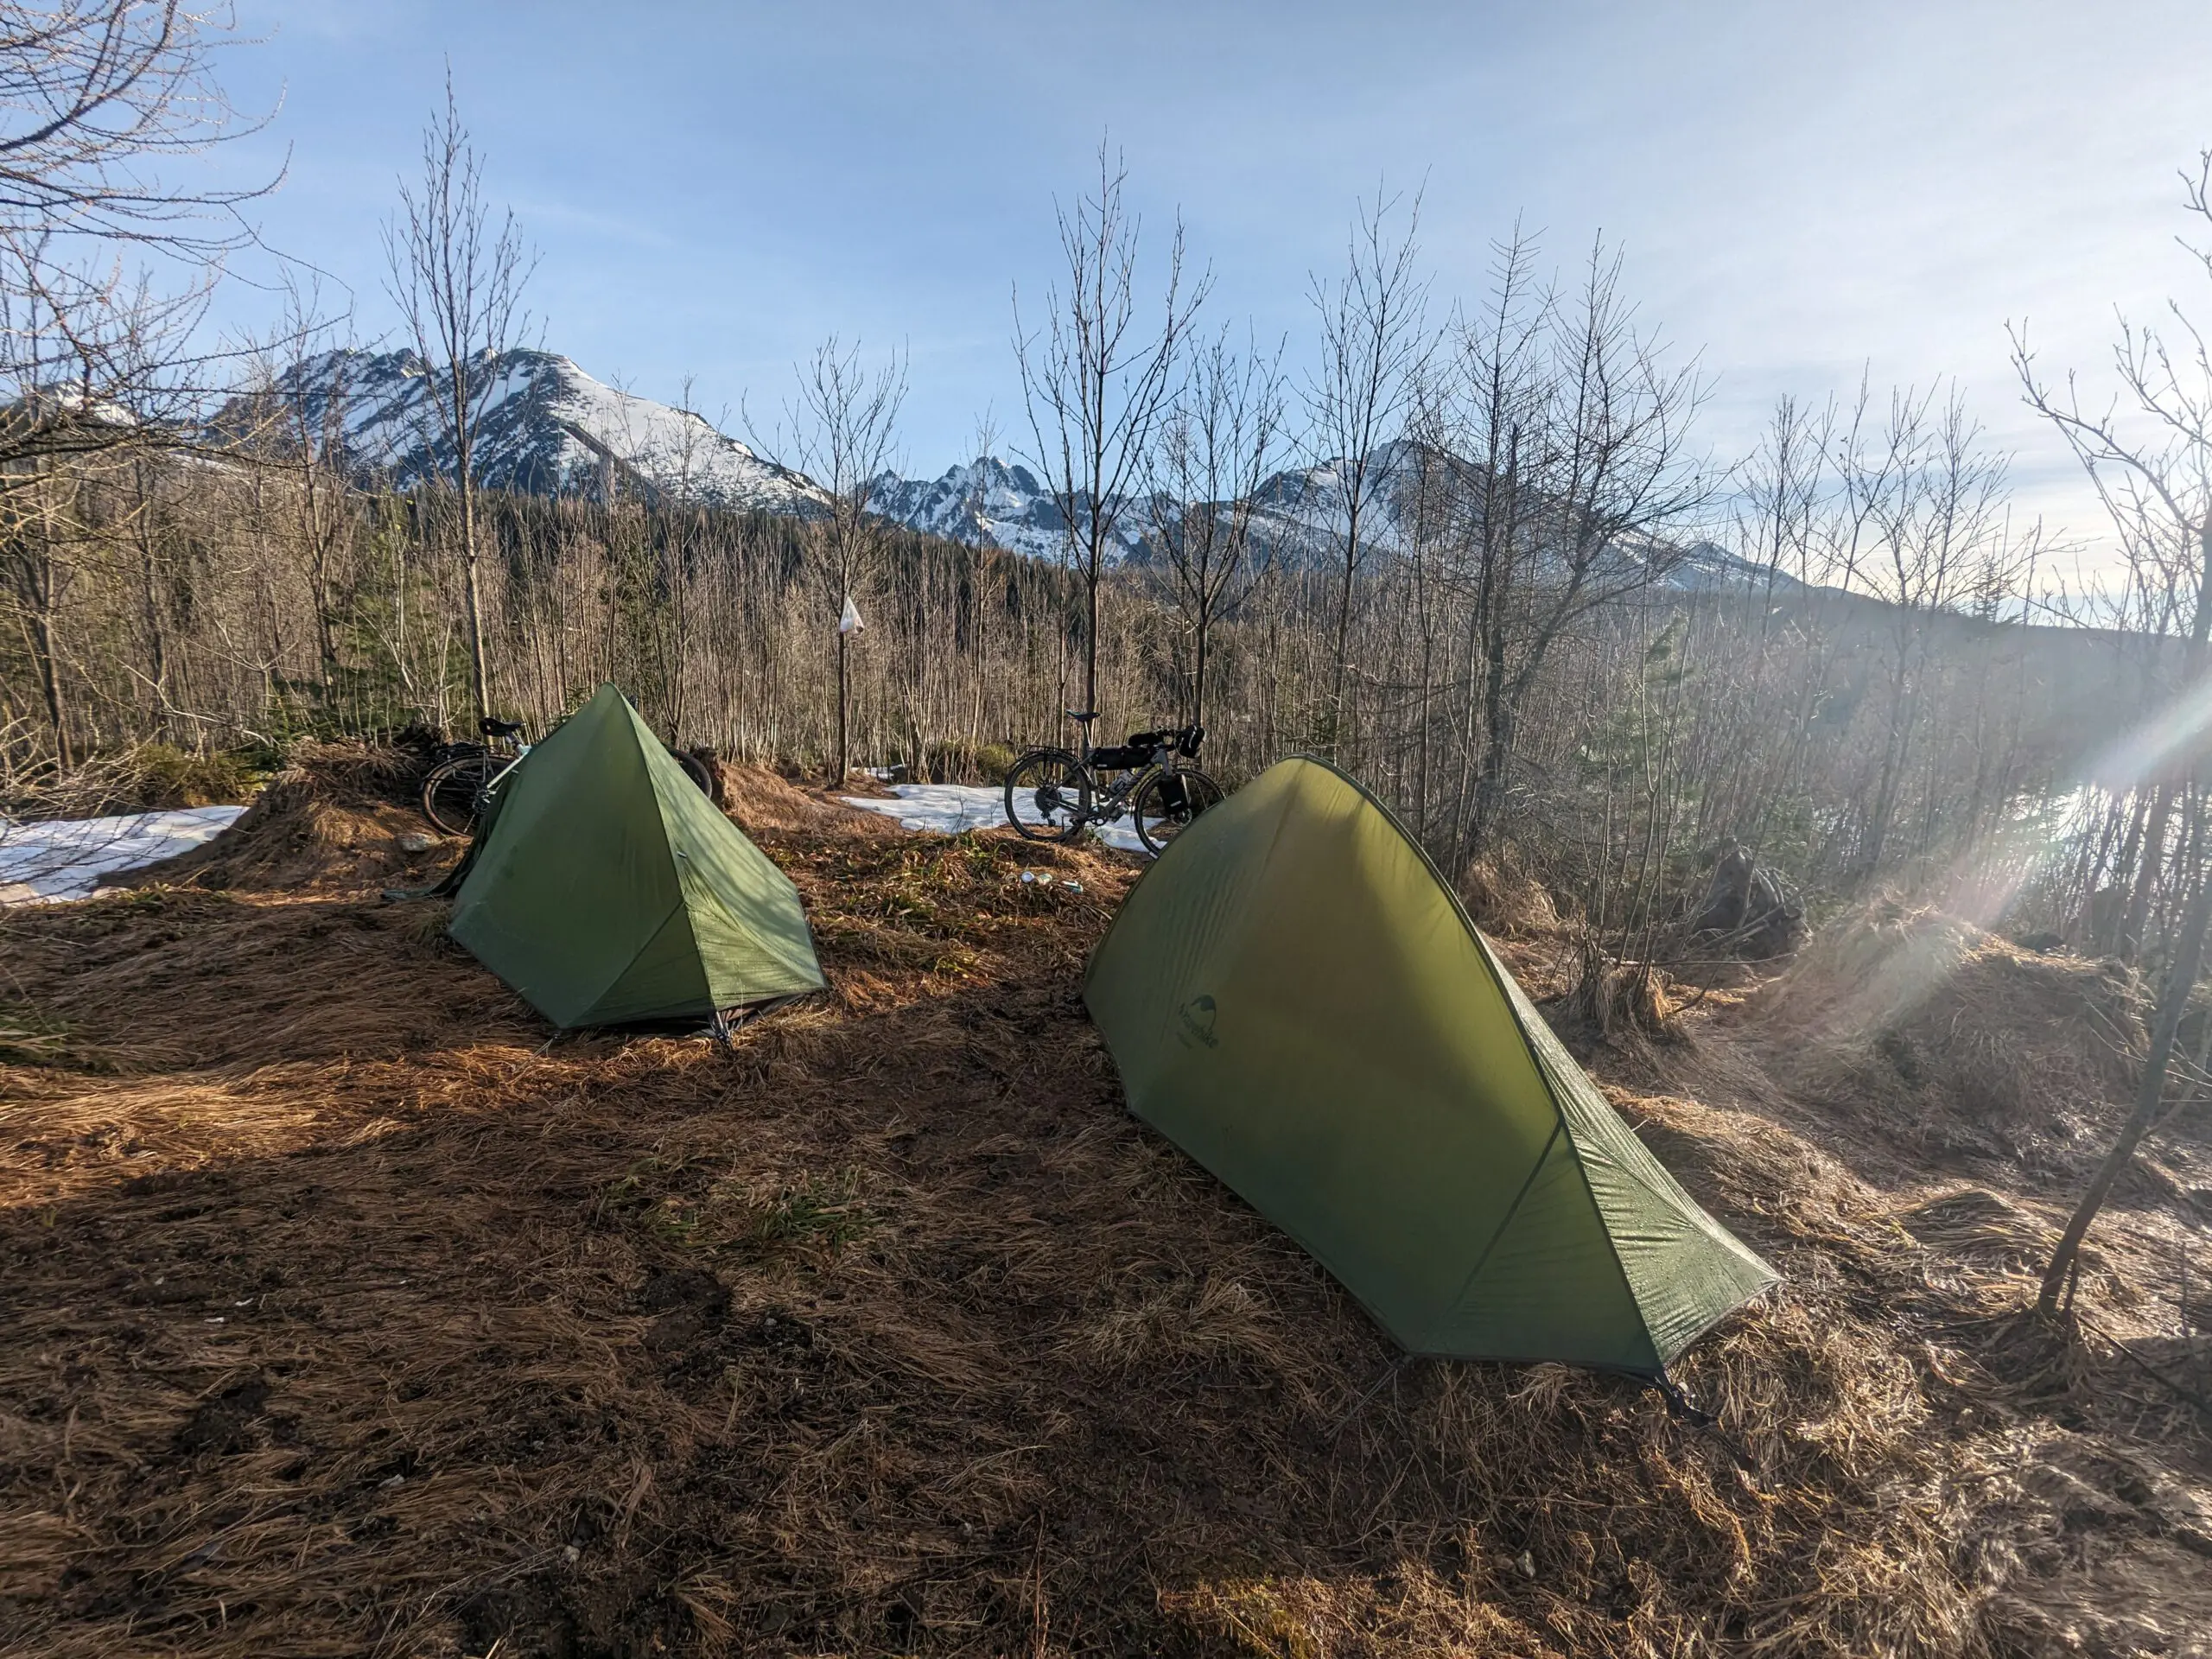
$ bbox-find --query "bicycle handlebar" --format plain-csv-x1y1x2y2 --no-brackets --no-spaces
1147,724,1204,759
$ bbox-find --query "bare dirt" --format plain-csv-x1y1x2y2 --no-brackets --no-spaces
1,762,2208,1657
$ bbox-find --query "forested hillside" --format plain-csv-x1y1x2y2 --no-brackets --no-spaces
0,414,2175,967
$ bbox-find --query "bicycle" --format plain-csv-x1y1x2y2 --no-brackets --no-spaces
419,715,721,838
1002,711,1224,857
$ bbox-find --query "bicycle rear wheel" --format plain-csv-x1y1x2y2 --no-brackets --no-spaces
1004,748,1092,842
671,748,721,804
421,753,495,837
1134,767,1224,857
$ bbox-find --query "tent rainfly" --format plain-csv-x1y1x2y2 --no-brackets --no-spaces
1084,756,1776,1376
448,684,824,1027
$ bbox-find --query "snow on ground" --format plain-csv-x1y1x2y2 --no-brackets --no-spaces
841,784,1147,855
0,806,246,903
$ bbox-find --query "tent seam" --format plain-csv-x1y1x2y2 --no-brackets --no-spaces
575,895,696,1025
1431,1117,1562,1351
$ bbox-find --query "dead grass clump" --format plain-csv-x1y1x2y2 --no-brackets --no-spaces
1556,935,1684,1044
270,737,430,808
1758,898,2147,1181
1459,847,1561,938
719,761,897,838
0,741,260,820
107,772,449,896
1896,1186,2064,1274
0,1001,124,1071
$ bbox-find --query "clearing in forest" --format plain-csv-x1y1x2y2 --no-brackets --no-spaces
0,750,2208,1658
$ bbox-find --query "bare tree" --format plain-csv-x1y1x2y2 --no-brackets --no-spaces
2012,151,2212,1311
0,226,210,764
221,278,359,692
960,408,1002,750
1695,393,1838,855
1014,143,1205,732
1836,384,2022,885
1144,324,1287,729
754,335,905,780
383,71,536,726
0,1,277,254
2039,857,2212,1315
1448,231,1710,856
1304,188,1429,757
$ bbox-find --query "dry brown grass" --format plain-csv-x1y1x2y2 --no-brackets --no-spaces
103,740,449,899
1756,898,2156,1185
1,770,2209,1657
1459,849,1561,939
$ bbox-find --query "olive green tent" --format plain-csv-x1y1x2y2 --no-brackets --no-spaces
1084,756,1774,1375
449,684,824,1027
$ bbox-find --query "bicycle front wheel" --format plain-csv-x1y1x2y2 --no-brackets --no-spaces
421,754,495,837
1004,748,1093,842
1134,767,1224,857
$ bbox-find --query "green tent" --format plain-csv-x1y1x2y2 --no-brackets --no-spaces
449,684,825,1028
1084,756,1775,1375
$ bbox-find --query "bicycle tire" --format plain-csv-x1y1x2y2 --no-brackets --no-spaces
1133,767,1224,857
671,748,721,804
1004,748,1093,842
421,753,495,838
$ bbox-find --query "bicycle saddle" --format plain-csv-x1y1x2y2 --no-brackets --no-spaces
1065,709,1098,724
480,716,524,739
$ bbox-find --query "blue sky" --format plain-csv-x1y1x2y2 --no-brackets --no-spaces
204,0,2212,572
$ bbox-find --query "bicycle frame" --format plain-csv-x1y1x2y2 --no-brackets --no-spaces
1005,716,1215,855
1077,751,1177,824
480,744,531,802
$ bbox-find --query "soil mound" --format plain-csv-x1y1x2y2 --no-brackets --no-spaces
718,761,898,839
110,742,453,896
1758,899,2151,1181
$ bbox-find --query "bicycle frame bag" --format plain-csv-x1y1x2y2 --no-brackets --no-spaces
1087,742,1153,772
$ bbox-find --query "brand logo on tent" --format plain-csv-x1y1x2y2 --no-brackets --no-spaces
1176,994,1219,1049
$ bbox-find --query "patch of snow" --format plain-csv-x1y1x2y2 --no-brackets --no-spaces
0,805,245,903
840,784,1146,855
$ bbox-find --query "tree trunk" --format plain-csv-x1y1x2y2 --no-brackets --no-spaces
2102,791,2152,954
1328,505,1359,759
1468,622,1512,851
2121,783,2175,963
29,601,72,770
1855,667,1916,890
836,626,849,781
137,527,169,742
1192,613,1209,731
2040,836,2212,1312
1082,543,1100,721
459,480,490,724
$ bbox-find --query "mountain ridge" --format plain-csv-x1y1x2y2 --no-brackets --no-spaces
243,346,1785,594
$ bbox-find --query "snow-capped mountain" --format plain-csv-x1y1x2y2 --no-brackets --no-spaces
866,456,1151,564
243,347,827,513
241,348,1785,594
1227,440,1798,591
